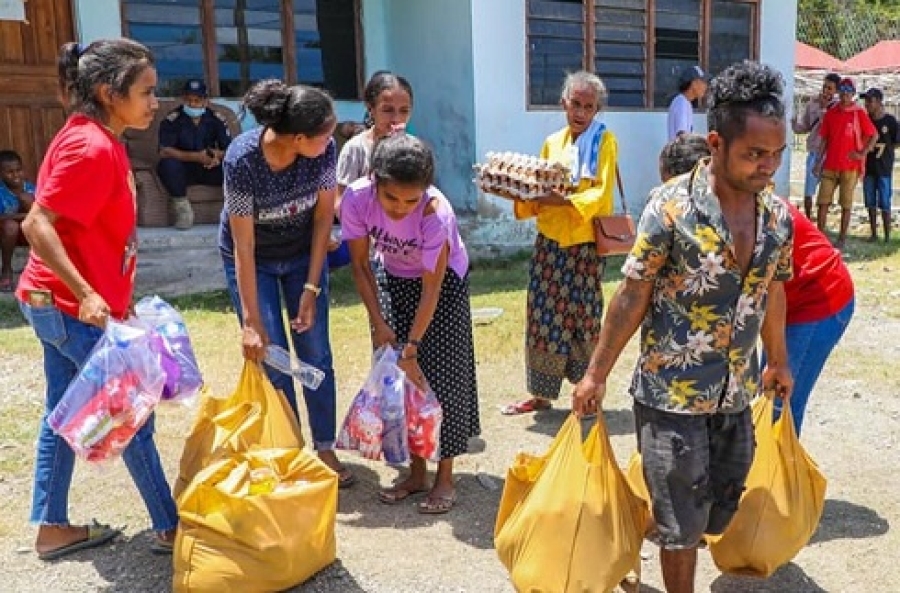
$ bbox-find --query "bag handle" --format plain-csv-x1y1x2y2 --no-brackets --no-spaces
614,164,628,215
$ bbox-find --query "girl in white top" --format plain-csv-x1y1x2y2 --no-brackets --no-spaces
336,71,414,197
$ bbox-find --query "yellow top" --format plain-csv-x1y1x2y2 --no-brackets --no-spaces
513,126,617,247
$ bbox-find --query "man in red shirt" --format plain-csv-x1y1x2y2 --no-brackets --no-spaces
816,77,877,248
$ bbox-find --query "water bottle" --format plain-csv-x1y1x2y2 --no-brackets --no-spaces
263,345,325,390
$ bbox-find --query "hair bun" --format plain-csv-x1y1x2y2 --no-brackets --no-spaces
244,78,291,127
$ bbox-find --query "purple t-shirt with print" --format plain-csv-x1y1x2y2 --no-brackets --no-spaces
340,178,469,279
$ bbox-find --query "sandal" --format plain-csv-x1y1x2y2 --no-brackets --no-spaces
150,530,176,555
337,467,356,489
418,492,457,515
37,521,121,561
378,486,428,505
500,398,552,416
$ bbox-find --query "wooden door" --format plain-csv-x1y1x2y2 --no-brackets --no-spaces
0,0,75,180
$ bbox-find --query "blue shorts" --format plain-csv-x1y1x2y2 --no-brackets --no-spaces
863,175,892,211
804,152,820,198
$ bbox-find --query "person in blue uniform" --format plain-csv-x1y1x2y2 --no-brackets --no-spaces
157,79,231,229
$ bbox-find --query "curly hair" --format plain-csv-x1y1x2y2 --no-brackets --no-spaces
707,60,785,142
659,134,711,181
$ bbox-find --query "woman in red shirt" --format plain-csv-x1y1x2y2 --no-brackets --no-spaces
16,39,177,560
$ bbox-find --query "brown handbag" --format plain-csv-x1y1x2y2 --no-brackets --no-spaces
593,166,636,256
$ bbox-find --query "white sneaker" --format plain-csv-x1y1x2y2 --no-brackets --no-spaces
172,197,194,230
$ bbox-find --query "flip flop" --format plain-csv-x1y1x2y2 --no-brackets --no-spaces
337,467,356,489
418,492,457,515
150,532,175,555
37,522,121,561
378,486,428,505
500,398,552,416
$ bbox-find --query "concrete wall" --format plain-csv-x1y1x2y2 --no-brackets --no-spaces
469,0,799,249
375,0,477,212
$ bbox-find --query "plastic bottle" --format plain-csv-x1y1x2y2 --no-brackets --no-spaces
263,344,325,389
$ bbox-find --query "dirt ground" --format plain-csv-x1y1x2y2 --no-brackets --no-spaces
1,148,898,591
1,289,898,592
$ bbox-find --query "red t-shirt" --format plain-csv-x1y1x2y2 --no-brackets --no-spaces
17,115,137,319
819,105,876,172
781,199,854,324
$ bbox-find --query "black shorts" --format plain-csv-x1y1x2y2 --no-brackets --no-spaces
634,400,755,549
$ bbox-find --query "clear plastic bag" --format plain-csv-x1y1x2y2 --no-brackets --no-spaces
48,321,166,462
337,346,410,464
263,344,325,390
134,295,203,402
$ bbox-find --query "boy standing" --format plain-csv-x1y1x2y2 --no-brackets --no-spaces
862,88,898,242
816,78,877,248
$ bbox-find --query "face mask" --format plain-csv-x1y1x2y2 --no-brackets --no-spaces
183,105,205,118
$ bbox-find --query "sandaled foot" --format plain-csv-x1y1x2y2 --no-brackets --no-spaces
418,491,457,515
500,398,552,416
150,529,176,555
37,521,120,561
379,485,429,505
318,450,356,489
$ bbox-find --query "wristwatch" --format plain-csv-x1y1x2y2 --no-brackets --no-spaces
303,283,321,296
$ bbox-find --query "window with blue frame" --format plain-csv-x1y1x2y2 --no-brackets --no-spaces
122,0,360,99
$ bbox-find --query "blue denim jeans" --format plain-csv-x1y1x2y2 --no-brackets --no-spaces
763,298,855,435
19,302,177,532
222,254,337,450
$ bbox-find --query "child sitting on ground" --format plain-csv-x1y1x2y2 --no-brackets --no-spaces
0,150,35,291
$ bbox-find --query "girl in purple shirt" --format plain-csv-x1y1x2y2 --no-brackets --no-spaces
341,134,480,514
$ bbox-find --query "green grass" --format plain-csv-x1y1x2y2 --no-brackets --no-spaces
0,239,896,477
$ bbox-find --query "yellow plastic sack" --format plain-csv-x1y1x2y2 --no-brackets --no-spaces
173,447,338,592
173,361,304,500
707,394,827,577
495,415,649,592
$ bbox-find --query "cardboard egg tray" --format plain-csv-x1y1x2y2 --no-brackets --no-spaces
473,151,572,200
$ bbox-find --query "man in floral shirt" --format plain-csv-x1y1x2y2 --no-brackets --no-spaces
574,61,794,593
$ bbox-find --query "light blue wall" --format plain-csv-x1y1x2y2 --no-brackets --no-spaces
469,0,800,249
377,0,477,212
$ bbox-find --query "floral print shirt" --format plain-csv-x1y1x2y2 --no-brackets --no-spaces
623,161,794,414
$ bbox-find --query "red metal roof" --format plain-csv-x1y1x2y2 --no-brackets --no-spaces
845,40,900,71
795,41,845,70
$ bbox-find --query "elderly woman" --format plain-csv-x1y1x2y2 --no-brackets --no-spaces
502,71,618,415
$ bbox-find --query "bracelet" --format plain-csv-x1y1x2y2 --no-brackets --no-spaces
399,352,419,361
303,283,321,296
407,338,422,349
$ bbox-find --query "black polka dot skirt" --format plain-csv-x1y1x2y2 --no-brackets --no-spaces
383,269,481,459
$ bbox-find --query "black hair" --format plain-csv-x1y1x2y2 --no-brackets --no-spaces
363,71,414,109
824,73,842,87
361,71,414,128
370,133,435,188
57,38,154,119
707,60,785,142
0,150,22,166
242,79,335,136
659,134,711,180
